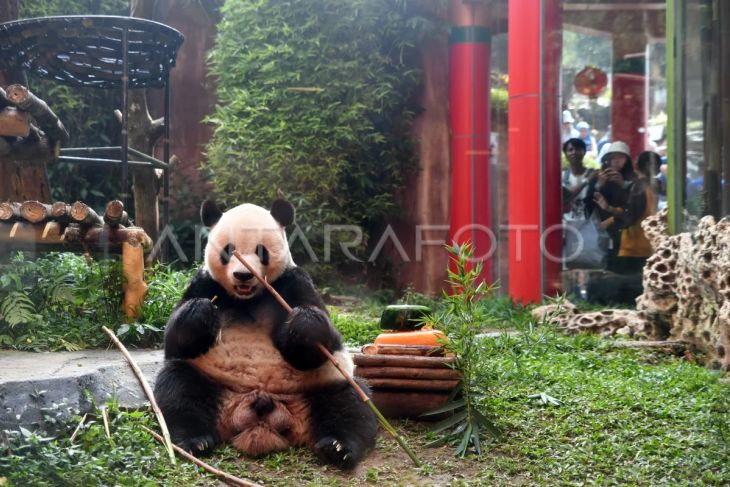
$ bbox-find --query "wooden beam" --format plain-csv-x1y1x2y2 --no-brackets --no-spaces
0,107,31,137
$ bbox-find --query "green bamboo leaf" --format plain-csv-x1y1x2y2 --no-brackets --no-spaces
420,399,466,417
429,409,467,435
471,420,482,455
455,422,473,457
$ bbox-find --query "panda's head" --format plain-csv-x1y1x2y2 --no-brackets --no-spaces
201,199,295,300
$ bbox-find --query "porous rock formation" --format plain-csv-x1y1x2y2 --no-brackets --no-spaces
533,209,730,370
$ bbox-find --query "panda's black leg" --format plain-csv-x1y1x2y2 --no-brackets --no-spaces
307,379,377,470
163,298,220,360
154,360,222,455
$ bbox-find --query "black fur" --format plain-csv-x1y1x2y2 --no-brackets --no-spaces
270,199,295,226
154,360,222,455
156,221,375,468
308,379,377,470
201,200,223,227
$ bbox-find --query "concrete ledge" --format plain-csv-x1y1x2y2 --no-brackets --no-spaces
0,349,164,430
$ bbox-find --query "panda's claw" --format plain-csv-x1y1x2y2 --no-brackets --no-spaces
177,434,218,456
315,436,357,470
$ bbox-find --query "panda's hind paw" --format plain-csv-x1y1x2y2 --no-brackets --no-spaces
177,434,218,456
314,436,358,470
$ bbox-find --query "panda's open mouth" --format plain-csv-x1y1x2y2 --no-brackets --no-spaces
233,283,257,296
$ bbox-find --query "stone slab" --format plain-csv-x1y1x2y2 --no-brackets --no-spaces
0,349,164,430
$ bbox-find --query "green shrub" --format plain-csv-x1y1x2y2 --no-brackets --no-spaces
0,252,194,351
205,0,442,264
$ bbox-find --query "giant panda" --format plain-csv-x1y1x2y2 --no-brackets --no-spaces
154,199,376,469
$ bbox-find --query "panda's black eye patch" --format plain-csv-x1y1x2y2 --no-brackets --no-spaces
255,244,269,266
220,244,235,265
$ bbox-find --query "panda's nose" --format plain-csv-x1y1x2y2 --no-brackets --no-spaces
233,271,254,282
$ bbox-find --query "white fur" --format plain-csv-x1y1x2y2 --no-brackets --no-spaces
204,204,295,300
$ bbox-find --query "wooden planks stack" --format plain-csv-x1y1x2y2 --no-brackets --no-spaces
0,199,150,319
354,344,460,419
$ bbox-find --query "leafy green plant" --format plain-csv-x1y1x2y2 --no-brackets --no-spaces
422,242,500,456
0,253,194,351
206,0,443,265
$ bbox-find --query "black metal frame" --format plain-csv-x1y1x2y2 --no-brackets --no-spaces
0,15,184,238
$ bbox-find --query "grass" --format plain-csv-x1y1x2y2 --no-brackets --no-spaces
2,298,729,486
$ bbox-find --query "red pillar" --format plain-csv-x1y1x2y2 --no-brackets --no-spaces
611,51,649,158
507,0,562,303
448,3,492,282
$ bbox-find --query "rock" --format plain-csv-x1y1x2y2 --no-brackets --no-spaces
0,349,164,431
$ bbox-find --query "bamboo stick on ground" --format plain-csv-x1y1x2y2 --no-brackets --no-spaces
232,250,421,467
363,378,460,391
101,326,176,465
141,426,262,487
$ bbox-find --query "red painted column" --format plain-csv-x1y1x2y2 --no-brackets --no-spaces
507,0,562,303
611,52,649,158
448,3,492,282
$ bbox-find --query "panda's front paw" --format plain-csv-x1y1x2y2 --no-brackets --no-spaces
176,433,219,456
314,436,358,470
286,306,333,348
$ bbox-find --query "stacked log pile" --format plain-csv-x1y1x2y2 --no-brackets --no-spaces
0,199,151,249
0,200,151,319
354,344,460,418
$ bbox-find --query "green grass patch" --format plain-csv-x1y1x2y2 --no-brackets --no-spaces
2,302,728,485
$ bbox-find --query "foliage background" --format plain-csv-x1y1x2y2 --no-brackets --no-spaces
205,0,441,266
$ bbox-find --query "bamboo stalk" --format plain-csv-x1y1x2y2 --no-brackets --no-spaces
69,413,88,443
141,426,262,487
101,326,176,464
101,406,111,439
231,250,421,467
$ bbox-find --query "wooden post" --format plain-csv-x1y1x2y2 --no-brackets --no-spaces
0,107,31,137
122,237,148,320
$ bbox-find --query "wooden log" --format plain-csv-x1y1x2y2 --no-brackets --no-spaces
364,378,459,391
356,366,461,381
353,353,455,369
19,200,51,223
0,107,31,137
5,84,69,145
0,202,21,221
69,201,103,226
122,238,148,319
51,201,71,222
369,390,451,419
361,344,447,356
63,224,152,248
0,221,65,245
104,200,129,227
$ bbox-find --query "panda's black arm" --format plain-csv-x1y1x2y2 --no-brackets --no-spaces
163,269,224,360
270,267,343,370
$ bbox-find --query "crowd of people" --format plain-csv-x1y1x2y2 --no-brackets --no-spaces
561,134,665,276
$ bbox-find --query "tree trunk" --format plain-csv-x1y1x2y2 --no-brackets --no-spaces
0,3,52,203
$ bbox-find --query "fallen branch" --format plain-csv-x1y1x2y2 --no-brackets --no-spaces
141,426,262,487
232,250,421,467
101,326,176,464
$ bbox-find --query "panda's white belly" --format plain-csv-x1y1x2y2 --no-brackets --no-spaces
189,323,353,395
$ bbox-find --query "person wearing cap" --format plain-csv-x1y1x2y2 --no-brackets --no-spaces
562,110,579,142
590,141,655,274
576,121,598,158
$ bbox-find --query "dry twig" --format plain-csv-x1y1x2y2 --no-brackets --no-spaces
101,326,176,464
141,426,262,487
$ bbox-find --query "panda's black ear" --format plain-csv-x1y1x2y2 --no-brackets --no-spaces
270,199,295,227
201,200,223,228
